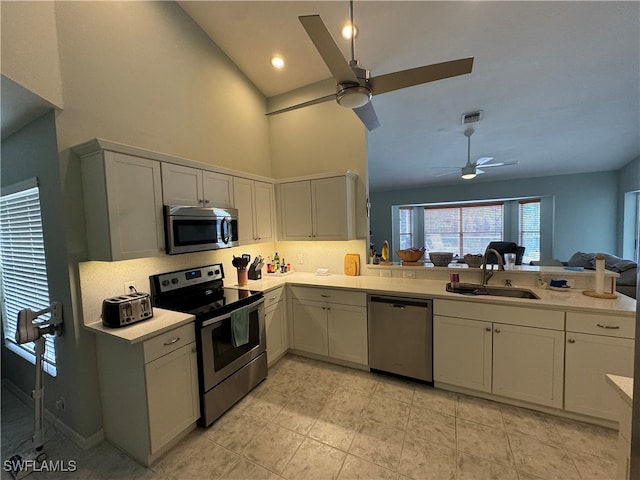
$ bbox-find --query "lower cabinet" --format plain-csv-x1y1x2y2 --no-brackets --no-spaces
264,287,288,366
95,323,199,466
564,312,635,421
433,300,565,409
290,286,368,366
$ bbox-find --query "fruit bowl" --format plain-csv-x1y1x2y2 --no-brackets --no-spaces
464,254,484,268
428,251,454,267
396,247,425,263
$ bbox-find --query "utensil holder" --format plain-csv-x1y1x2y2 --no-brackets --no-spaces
237,269,248,286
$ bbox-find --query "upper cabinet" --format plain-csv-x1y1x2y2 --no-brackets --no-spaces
278,173,357,241
161,163,234,209
233,178,275,244
79,149,165,261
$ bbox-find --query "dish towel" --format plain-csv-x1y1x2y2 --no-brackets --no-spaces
231,306,250,347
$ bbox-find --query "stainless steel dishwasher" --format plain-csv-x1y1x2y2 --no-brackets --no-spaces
368,295,433,382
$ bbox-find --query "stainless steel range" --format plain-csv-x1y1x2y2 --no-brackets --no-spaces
150,264,266,427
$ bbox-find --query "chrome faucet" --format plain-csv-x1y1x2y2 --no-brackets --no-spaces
482,248,505,285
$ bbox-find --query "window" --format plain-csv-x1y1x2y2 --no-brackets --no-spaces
398,207,413,249
424,203,503,256
519,200,540,263
0,179,57,376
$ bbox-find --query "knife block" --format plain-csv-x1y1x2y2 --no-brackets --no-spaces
248,264,262,280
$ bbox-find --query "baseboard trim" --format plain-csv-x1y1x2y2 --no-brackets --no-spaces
2,379,104,450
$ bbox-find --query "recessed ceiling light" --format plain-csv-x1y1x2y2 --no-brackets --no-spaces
341,23,358,40
270,55,285,69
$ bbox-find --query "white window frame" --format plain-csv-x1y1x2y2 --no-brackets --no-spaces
0,178,57,376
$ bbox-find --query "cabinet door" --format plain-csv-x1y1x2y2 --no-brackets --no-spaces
279,181,313,241
253,181,275,242
145,343,199,454
265,301,287,366
202,171,234,208
233,177,256,244
328,304,368,365
104,152,164,260
161,163,203,206
492,324,564,408
565,333,634,420
434,315,492,392
291,299,328,356
312,177,349,240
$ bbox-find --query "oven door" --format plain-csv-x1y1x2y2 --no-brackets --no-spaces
199,298,265,392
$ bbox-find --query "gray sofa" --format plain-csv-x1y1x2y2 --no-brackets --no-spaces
566,252,637,299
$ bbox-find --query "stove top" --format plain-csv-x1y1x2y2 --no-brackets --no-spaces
149,264,263,321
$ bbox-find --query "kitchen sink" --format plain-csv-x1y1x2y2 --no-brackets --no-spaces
446,282,540,300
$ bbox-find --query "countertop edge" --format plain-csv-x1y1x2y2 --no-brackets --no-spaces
606,374,633,407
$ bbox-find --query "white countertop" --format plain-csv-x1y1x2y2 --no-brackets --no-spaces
606,374,634,407
86,308,195,344
233,272,636,316
86,271,635,344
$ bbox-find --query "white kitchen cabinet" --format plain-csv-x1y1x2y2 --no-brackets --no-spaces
289,286,367,366
434,315,492,393
433,300,565,408
161,163,234,208
78,148,165,261
95,323,199,466
264,287,288,365
492,323,564,408
278,173,357,241
233,177,275,244
565,312,635,420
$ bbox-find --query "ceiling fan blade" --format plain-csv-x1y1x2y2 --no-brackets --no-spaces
266,94,335,116
476,168,486,175
299,15,359,85
432,167,460,169
479,161,519,168
369,57,474,96
353,102,380,130
475,157,494,166
436,170,459,177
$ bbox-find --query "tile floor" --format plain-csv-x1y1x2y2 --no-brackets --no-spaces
1,354,620,480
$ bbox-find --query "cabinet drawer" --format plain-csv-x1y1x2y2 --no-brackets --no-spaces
566,312,635,338
264,286,284,308
289,286,366,307
143,323,196,363
434,299,564,330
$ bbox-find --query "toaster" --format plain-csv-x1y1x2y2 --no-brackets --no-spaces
102,292,153,328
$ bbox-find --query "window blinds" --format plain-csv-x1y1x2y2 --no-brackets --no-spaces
0,182,57,375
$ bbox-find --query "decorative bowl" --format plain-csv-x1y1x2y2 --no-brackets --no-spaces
396,247,426,263
428,251,454,267
464,254,484,268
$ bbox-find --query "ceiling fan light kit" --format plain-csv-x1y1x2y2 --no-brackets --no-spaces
266,0,474,131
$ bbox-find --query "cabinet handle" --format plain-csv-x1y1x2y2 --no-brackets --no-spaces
486,327,491,332
494,328,501,333
393,305,406,309
269,296,277,300
204,199,210,204
320,294,331,298
164,337,180,346
327,307,331,311
596,323,620,330
568,338,576,343
322,306,326,310
198,199,204,204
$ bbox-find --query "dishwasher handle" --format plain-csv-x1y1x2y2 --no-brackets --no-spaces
368,296,432,309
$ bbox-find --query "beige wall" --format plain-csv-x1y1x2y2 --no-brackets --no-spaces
53,1,271,176
0,1,63,107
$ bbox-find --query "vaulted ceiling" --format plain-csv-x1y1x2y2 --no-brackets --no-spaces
179,1,639,190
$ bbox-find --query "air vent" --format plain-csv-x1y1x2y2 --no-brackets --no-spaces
461,110,483,124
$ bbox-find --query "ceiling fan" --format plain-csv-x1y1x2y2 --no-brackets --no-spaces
434,128,519,180
266,1,474,131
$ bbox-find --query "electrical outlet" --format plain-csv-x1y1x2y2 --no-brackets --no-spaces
380,269,391,278
124,281,136,294
403,271,416,279
55,397,65,411
297,254,304,264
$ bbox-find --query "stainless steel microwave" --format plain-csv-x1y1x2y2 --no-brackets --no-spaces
164,205,239,255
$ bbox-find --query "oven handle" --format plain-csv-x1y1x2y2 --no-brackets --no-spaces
200,297,264,328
